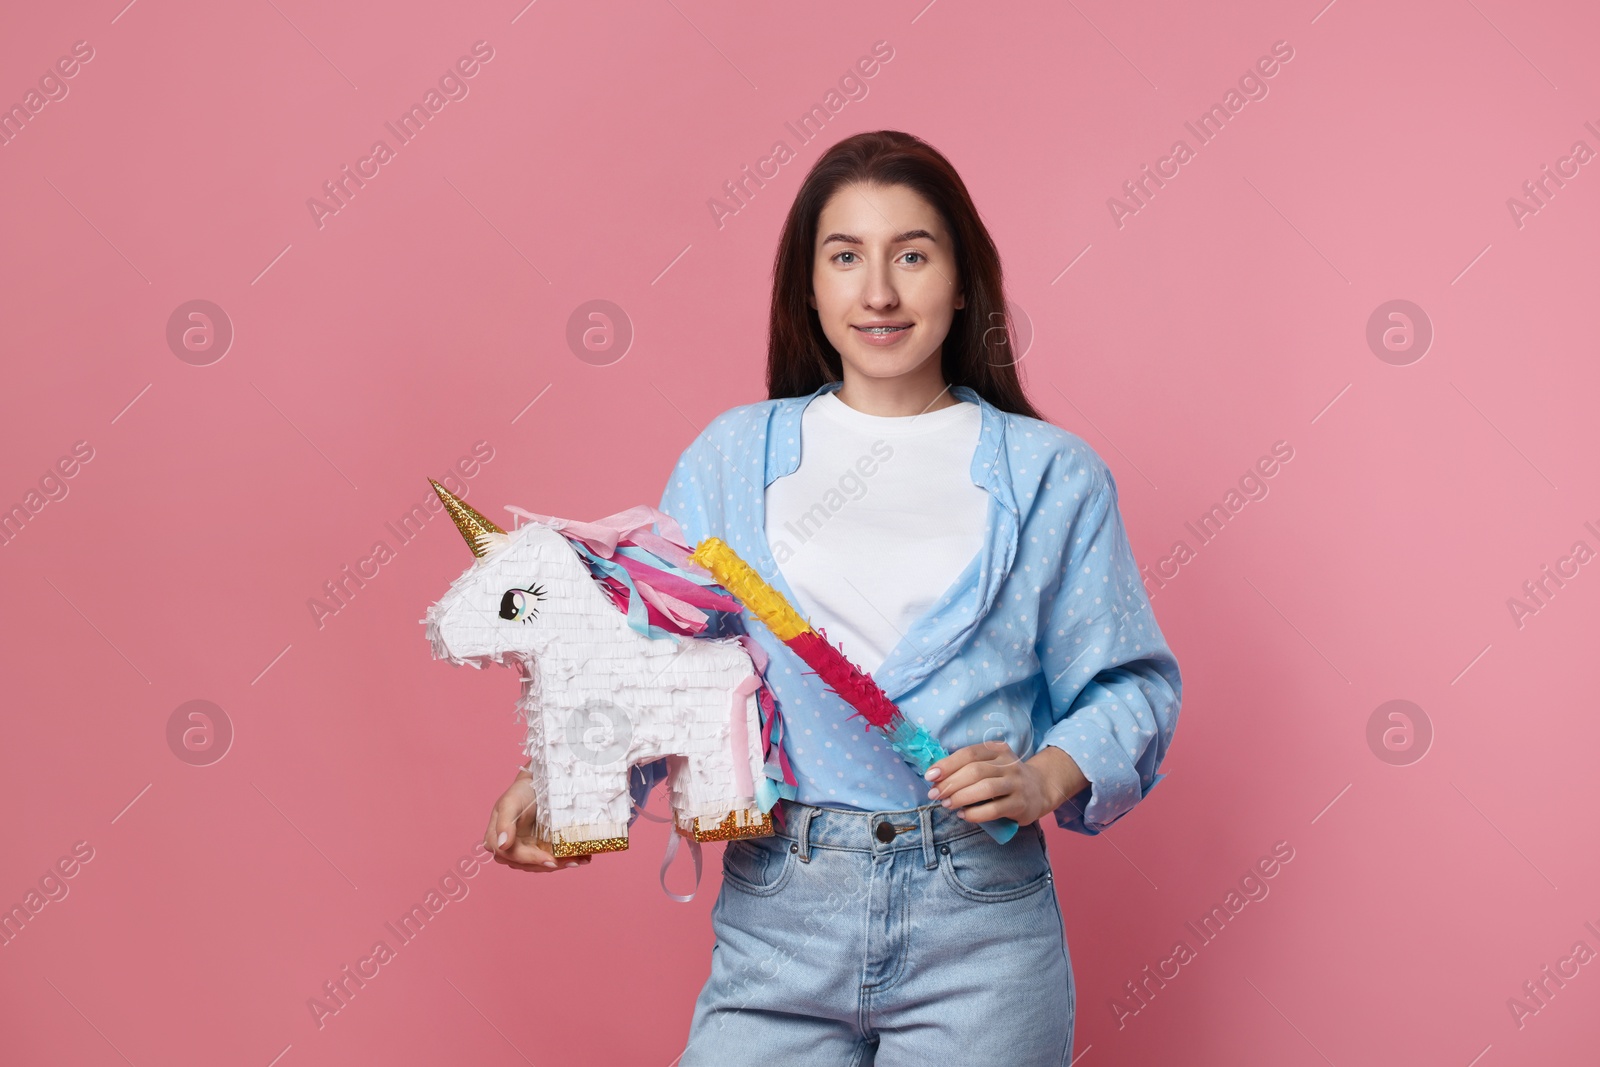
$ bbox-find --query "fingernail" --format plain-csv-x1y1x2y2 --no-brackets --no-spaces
940,799,951,808
497,831,508,848
542,860,557,868
927,787,940,800
925,768,941,781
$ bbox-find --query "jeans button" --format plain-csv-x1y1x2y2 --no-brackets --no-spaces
874,821,896,843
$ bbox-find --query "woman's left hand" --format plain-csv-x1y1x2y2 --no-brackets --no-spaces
925,741,1089,826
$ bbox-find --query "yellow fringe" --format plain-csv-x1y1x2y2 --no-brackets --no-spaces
689,537,812,642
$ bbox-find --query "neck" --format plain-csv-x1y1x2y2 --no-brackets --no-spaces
835,364,959,417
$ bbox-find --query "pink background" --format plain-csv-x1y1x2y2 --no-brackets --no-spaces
2,1,1597,1064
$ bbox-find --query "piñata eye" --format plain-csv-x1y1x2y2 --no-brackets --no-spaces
499,582,547,622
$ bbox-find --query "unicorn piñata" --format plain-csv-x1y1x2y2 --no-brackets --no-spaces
422,481,796,864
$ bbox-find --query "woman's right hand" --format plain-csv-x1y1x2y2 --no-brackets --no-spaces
484,768,592,872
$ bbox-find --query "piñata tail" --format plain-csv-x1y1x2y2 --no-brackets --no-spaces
688,537,1019,844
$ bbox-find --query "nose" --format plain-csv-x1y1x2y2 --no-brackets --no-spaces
861,259,899,310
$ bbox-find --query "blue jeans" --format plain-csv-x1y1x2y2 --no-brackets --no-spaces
680,799,1075,1066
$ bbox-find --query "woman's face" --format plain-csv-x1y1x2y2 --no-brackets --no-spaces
809,182,964,387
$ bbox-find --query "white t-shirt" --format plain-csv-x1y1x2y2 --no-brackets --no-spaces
763,390,990,676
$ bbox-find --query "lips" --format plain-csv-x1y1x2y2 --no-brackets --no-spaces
854,325,911,334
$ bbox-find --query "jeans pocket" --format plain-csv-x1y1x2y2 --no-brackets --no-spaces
720,835,797,896
939,825,1053,903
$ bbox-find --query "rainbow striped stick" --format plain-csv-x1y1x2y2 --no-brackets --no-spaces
689,538,1018,844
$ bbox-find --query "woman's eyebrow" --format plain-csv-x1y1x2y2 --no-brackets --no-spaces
820,228,939,246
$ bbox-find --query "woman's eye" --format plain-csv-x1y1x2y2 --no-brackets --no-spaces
832,249,926,266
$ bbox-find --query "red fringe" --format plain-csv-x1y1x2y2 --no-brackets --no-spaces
787,631,902,731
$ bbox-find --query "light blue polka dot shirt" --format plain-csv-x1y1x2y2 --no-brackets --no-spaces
630,379,1183,836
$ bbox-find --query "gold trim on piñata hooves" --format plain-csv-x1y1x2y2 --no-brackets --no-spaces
689,809,774,842
550,835,630,858
547,811,771,856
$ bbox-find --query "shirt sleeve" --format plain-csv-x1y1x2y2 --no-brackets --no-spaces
1035,464,1183,836
626,437,748,828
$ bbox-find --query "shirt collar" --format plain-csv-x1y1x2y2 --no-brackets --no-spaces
766,379,1017,509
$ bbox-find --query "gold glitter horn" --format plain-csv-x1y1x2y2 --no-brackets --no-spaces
429,478,505,558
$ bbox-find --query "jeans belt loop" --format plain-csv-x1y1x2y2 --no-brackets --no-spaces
919,804,938,870
795,804,817,863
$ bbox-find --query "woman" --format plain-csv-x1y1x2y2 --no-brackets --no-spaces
485,130,1183,1065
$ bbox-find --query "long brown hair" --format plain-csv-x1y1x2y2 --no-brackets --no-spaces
765,130,1045,421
